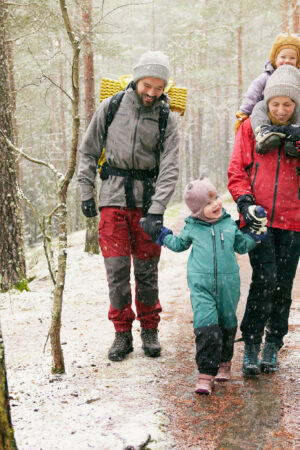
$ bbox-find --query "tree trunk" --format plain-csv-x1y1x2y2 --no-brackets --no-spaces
81,0,99,255
281,0,288,32
49,0,81,374
237,25,243,108
0,0,26,291
292,0,299,34
0,319,18,449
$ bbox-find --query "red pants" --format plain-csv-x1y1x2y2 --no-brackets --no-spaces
98,207,162,332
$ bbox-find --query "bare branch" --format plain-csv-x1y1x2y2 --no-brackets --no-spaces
7,14,52,43
17,188,57,286
41,73,73,102
0,130,64,181
89,2,151,37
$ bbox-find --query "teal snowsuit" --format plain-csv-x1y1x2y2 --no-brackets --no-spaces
163,210,257,375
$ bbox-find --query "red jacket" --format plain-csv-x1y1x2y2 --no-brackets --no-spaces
228,118,300,232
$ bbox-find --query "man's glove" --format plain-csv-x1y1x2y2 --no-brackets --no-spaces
141,214,163,242
237,195,267,233
235,111,248,134
156,226,173,246
81,198,97,218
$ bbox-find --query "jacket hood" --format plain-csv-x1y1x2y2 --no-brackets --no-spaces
264,60,276,73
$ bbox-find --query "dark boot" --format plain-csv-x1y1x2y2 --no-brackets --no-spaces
242,343,261,375
141,328,161,357
108,331,133,361
260,342,278,373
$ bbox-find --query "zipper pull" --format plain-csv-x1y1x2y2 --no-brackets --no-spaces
211,227,215,237
220,231,224,250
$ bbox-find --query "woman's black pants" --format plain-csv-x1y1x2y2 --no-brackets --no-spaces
241,228,299,347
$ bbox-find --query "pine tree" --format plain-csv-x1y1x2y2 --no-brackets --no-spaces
0,0,26,291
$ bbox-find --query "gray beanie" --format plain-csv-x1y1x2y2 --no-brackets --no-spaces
184,178,219,223
133,50,170,86
264,64,300,105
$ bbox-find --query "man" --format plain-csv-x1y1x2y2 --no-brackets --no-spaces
78,51,180,362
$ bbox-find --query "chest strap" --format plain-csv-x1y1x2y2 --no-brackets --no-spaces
100,162,159,215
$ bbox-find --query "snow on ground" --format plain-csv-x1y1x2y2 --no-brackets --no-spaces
0,198,239,450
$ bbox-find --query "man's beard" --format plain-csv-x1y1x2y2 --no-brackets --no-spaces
139,93,158,107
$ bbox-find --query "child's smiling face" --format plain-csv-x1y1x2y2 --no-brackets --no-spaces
276,48,298,67
203,194,223,220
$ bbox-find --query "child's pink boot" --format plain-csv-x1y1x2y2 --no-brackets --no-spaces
215,362,231,382
195,373,214,395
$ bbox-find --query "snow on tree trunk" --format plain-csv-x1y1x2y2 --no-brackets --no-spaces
81,0,99,255
0,319,18,449
0,0,26,292
49,0,81,374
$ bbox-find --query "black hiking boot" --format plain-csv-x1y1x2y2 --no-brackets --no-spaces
242,343,261,375
108,331,133,361
260,342,278,373
141,328,161,357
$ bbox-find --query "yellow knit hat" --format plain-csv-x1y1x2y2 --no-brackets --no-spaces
269,29,300,68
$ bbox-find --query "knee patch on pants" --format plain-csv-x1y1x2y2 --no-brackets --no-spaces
104,256,131,310
133,257,159,307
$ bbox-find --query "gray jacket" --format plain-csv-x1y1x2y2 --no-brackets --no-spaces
77,87,180,215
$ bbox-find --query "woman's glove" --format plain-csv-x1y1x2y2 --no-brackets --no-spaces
255,125,285,154
235,111,248,134
81,198,97,218
140,214,164,241
237,195,267,233
279,125,300,158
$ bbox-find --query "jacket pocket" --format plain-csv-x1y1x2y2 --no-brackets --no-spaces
139,117,159,149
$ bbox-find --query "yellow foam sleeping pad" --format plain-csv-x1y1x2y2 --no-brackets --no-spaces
99,75,187,116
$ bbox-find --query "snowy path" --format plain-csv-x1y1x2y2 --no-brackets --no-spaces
0,199,299,449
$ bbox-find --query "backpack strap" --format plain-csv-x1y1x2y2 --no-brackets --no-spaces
103,90,125,144
157,100,170,153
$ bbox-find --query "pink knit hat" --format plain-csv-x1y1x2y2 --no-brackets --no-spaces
184,178,219,223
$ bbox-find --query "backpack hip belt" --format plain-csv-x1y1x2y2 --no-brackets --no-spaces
100,162,159,215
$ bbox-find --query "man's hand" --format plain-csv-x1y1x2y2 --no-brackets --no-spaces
141,214,163,242
81,198,97,218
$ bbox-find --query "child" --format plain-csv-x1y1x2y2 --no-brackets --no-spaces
155,178,267,395
235,29,300,144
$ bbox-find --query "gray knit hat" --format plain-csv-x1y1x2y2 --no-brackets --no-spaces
133,50,170,86
184,178,219,223
264,64,300,105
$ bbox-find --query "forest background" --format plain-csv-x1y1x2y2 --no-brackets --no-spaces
0,1,299,445
3,0,299,246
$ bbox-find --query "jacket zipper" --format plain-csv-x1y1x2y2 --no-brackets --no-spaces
296,167,300,200
270,148,281,226
131,108,141,170
220,230,224,250
251,162,259,190
211,227,217,296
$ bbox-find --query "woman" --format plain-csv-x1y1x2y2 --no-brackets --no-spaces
228,64,300,375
